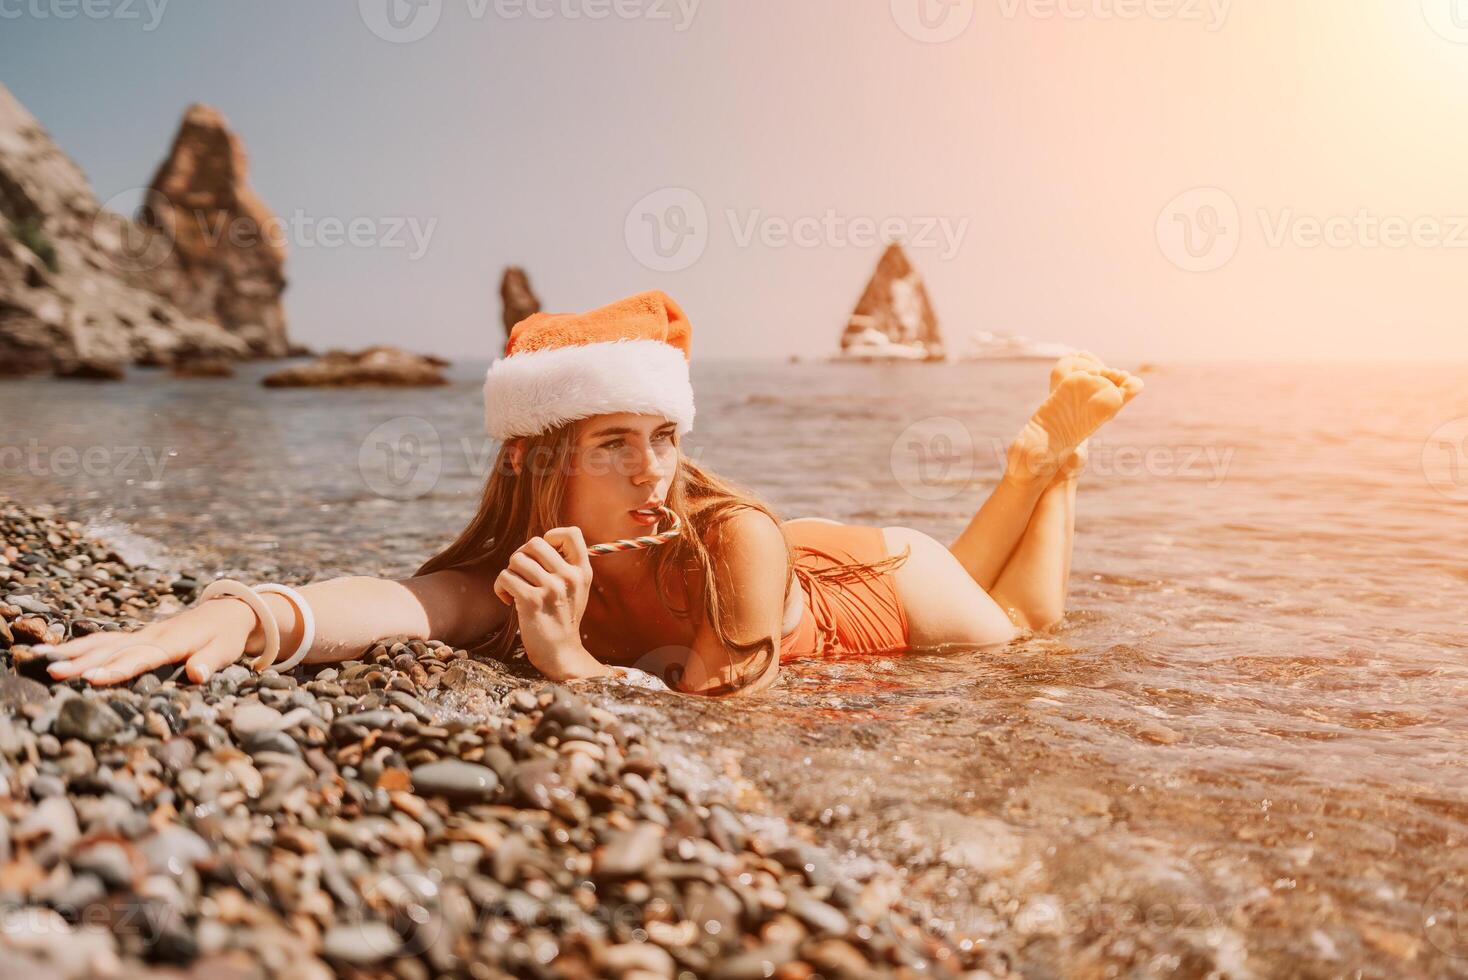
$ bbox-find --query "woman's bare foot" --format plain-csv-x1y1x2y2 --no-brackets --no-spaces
1006,372,1126,484
1050,350,1144,403
1042,352,1144,482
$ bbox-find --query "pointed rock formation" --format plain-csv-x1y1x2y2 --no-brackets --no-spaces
500,266,540,337
139,103,289,358
0,85,259,377
840,243,945,360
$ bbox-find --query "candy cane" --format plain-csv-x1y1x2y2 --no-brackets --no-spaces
587,505,682,557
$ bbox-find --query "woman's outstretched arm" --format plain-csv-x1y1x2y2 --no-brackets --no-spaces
43,562,510,686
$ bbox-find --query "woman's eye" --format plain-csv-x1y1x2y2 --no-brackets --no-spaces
600,433,672,449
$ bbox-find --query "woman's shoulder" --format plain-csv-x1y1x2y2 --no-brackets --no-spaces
699,507,789,576
696,503,784,546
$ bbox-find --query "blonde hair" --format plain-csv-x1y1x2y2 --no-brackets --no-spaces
415,421,910,695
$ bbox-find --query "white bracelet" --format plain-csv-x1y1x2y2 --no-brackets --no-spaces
198,579,281,672
254,583,317,672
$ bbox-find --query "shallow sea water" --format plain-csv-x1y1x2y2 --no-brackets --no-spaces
4,357,1467,976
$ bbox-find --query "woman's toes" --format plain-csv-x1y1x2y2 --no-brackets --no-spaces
1050,352,1106,391
1089,367,1143,404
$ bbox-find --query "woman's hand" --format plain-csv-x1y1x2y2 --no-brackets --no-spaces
493,526,608,680
40,598,259,686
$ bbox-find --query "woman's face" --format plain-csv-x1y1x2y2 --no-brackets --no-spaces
559,413,679,545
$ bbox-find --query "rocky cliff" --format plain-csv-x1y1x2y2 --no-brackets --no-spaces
0,85,289,377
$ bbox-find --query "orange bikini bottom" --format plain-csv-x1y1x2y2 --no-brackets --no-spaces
777,521,911,663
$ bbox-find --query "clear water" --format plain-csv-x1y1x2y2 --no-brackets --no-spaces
4,358,1467,975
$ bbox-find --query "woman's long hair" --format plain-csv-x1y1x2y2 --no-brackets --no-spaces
414,422,910,695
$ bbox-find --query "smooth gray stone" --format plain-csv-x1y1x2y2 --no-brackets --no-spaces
410,759,500,803
322,921,403,965
53,697,124,743
595,822,665,879
786,891,851,936
139,825,212,878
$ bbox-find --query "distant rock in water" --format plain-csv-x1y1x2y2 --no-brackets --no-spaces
139,103,289,358
500,266,541,337
52,356,125,381
169,353,235,378
839,243,946,361
0,84,290,378
262,346,449,387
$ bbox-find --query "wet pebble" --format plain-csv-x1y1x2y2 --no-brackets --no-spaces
53,697,124,743
321,920,403,964
410,759,500,803
228,702,284,738
596,822,665,879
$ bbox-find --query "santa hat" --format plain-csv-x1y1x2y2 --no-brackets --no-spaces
483,289,695,441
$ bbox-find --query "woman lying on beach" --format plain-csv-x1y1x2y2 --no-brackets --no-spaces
41,290,1142,696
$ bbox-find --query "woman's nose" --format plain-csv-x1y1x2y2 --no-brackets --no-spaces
631,444,662,482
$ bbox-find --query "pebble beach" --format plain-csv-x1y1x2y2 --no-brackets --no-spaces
0,496,985,978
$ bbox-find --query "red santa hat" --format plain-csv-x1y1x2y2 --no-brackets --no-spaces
483,289,695,441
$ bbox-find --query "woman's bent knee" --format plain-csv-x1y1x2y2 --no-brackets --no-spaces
993,591,1064,633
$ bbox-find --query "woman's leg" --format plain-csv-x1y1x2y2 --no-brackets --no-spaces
947,355,1142,626
946,468,1051,593
947,366,1127,590
987,463,1079,630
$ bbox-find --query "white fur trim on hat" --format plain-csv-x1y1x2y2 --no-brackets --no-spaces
483,338,695,441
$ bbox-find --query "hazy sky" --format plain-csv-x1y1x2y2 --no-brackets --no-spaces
3,0,1467,363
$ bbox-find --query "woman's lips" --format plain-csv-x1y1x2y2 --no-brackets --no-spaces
629,508,659,526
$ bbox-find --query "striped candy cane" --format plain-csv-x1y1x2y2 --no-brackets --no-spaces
587,505,682,557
